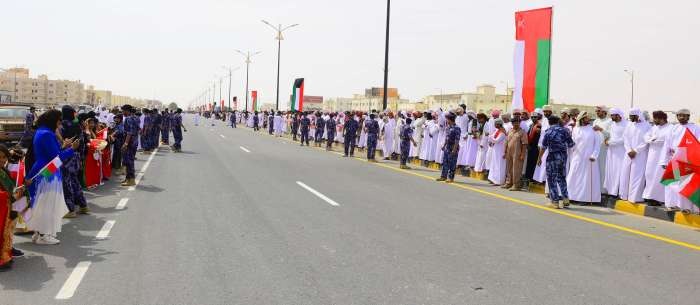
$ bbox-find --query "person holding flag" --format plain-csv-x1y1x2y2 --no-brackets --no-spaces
26,110,80,245
660,109,700,213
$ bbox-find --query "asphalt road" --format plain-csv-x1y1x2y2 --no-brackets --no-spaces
3,116,700,305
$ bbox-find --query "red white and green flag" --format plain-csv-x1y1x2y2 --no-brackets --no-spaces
251,90,258,112
512,7,553,113
31,156,62,180
661,129,700,207
290,78,305,112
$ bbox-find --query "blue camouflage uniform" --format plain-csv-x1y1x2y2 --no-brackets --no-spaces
343,119,359,157
291,115,300,140
400,124,414,166
299,116,310,145
440,124,461,180
253,115,259,131
160,112,170,145
60,119,87,212
325,118,336,150
141,114,152,151
315,117,325,144
151,112,161,148
230,112,237,128
171,113,184,151
112,121,125,170
366,119,380,160
541,125,575,202
123,114,140,179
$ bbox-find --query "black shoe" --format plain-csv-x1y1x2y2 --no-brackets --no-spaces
11,248,24,257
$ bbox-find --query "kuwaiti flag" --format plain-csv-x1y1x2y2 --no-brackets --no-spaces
290,78,305,112
512,7,553,112
31,156,62,180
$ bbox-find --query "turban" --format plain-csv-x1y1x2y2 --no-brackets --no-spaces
678,109,691,115
542,105,553,111
610,108,624,117
455,107,464,115
560,108,570,115
628,108,641,117
534,108,543,115
577,111,591,124
595,105,608,112
491,109,501,117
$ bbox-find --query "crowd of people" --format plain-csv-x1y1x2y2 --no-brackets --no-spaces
0,104,186,271
211,105,698,213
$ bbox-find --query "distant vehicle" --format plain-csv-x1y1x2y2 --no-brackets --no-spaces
0,104,31,143
77,104,94,113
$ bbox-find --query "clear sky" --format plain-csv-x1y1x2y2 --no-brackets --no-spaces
3,0,699,114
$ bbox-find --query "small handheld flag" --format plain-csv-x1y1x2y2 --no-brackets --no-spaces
30,156,62,181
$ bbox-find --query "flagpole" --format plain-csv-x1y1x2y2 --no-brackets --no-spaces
546,6,554,107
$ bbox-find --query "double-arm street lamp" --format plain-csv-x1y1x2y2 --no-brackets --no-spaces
236,50,262,112
261,20,299,111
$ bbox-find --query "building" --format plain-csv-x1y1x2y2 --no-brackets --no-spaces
302,95,324,111
422,85,512,113
0,68,85,108
84,85,112,107
325,87,409,112
112,95,147,108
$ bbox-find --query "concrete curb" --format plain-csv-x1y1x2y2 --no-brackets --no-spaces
604,198,700,229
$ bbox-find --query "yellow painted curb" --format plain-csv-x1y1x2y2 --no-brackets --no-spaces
674,213,700,229
615,200,646,216
529,183,545,195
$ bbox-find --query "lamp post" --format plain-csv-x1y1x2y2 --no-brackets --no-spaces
262,20,299,111
382,0,391,111
236,50,262,112
222,66,241,111
624,69,634,108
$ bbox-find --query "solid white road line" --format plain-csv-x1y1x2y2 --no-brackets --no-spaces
296,181,340,207
219,134,226,138
239,146,251,153
115,198,129,210
55,261,92,300
96,220,116,240
129,149,157,191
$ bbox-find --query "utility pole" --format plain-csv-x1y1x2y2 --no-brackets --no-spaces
382,0,391,110
236,50,261,112
222,66,240,112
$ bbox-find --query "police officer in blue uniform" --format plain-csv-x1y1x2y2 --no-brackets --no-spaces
121,105,140,186
325,113,336,151
437,112,461,183
343,112,359,157
315,113,325,147
365,113,380,162
299,112,311,146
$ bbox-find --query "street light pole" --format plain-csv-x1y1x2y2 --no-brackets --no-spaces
222,66,240,112
236,50,262,112
624,69,634,108
262,21,299,111
382,0,391,111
